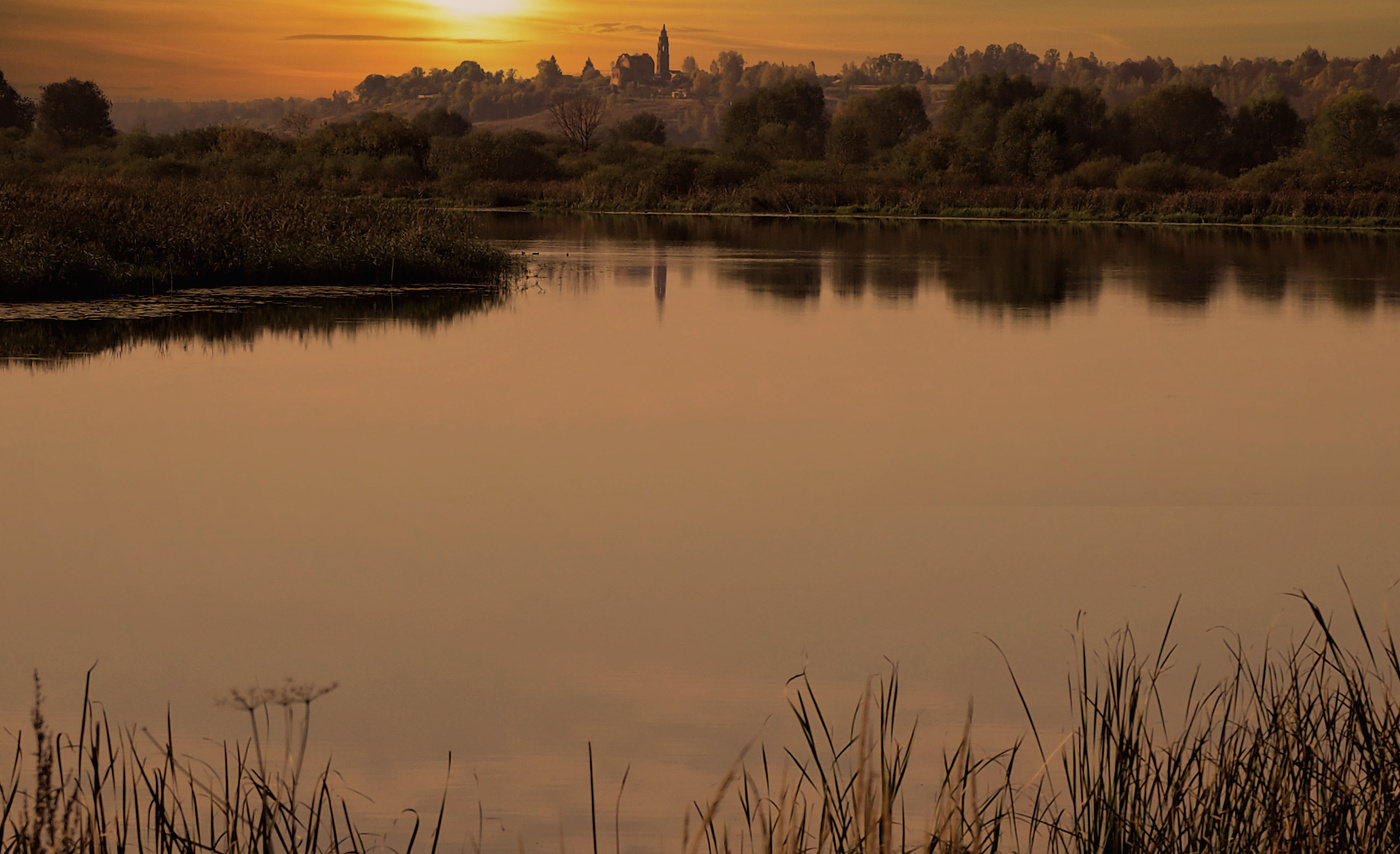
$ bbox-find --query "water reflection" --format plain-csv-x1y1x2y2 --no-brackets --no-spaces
482,214,1400,316
0,285,506,368
9,219,1400,368
723,257,824,302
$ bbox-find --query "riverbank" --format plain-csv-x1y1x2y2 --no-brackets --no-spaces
0,180,519,301
5,176,1399,306
460,179,1400,230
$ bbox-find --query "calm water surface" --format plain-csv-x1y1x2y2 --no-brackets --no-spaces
3,215,1400,851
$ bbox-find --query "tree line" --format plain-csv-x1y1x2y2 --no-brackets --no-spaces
4,56,1400,213
74,44,1400,146
1,73,115,146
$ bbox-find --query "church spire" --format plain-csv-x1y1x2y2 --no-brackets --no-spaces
657,24,671,80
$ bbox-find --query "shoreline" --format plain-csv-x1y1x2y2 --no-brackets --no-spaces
465,202,1400,232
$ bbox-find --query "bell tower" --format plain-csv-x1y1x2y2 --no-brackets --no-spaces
657,25,671,81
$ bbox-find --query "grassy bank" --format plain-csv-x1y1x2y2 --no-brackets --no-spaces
0,180,519,301
456,177,1400,229
5,587,1400,854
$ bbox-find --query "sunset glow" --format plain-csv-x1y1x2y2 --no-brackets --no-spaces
0,0,1396,101
426,0,529,19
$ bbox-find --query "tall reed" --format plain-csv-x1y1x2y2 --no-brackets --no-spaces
8,584,1400,854
692,585,1400,854
0,674,446,854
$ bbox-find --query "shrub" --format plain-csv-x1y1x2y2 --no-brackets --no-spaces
696,156,761,189
1059,155,1124,189
1117,156,1226,192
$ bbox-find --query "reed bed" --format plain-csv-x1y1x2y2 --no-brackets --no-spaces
7,587,1400,854
688,586,1400,854
0,180,518,301
1,674,446,854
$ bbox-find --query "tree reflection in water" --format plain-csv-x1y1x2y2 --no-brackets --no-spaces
8,219,1400,368
475,214,1400,317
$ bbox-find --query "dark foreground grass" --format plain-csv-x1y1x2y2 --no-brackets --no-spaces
692,586,1400,854
6,587,1400,854
1,677,452,854
0,180,519,301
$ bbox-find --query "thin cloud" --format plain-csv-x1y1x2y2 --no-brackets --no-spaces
568,23,716,35
568,23,652,34
283,33,524,44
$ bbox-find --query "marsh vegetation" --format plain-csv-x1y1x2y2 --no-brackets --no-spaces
6,589,1400,854
0,182,517,301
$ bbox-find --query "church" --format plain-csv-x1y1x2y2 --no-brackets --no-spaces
610,26,672,87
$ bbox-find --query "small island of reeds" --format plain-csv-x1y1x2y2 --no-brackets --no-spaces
0,180,518,301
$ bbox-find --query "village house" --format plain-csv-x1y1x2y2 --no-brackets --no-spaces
611,26,672,87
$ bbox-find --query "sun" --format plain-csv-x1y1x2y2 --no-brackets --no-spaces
424,0,525,19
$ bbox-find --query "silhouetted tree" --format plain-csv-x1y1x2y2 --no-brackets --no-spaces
549,92,607,150
412,107,471,138
939,73,1044,135
37,78,115,146
993,84,1110,180
356,112,427,159
306,111,427,165
827,111,871,168
864,86,930,149
1128,84,1228,167
993,101,1060,182
535,56,563,88
719,78,828,160
841,54,927,86
0,70,36,133
1230,93,1301,171
1308,90,1391,168
711,51,745,81
827,85,928,167
280,109,312,138
354,74,391,104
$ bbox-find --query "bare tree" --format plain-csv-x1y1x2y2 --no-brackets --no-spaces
549,93,608,151
280,108,312,138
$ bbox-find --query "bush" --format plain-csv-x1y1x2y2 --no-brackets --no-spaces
1233,156,1314,193
613,112,667,145
595,135,640,165
696,156,761,189
1117,156,1226,192
648,150,702,197
1059,156,1124,189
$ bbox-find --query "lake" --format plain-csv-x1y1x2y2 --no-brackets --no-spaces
3,213,1400,852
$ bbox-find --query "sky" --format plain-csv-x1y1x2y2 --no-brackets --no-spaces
2,0,1398,101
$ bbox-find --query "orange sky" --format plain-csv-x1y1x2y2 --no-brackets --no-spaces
3,0,1398,101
